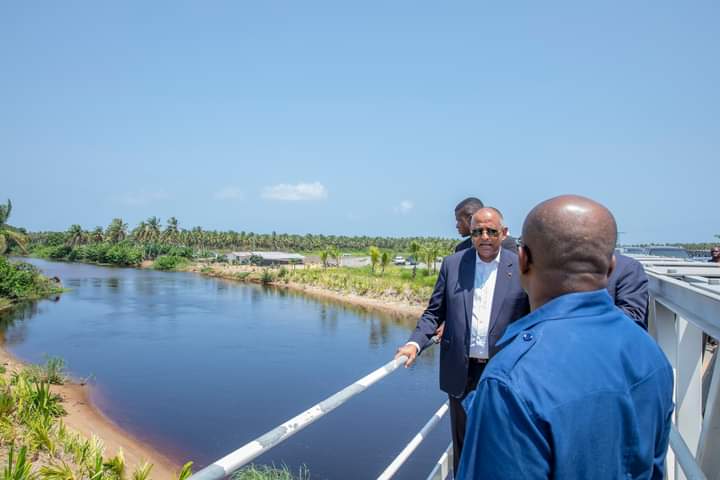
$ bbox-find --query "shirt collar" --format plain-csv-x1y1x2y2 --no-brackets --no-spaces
497,289,615,348
475,249,502,266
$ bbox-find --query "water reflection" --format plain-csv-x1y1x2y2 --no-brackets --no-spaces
1,258,446,480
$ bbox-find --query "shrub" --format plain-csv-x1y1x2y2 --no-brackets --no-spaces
105,244,142,266
0,257,59,301
153,255,188,271
261,270,275,285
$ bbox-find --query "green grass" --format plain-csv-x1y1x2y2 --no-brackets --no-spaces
284,265,438,303
233,464,310,480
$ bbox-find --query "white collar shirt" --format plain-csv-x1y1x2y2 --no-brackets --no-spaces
469,249,501,359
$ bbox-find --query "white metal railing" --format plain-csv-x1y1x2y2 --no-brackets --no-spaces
377,401,449,480
640,257,720,480
188,355,412,480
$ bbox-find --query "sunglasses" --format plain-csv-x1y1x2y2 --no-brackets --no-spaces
470,227,500,238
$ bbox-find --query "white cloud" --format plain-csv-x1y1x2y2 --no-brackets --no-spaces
213,187,243,200
394,200,414,214
262,182,328,201
117,191,170,206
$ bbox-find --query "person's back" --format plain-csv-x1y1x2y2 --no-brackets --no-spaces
461,289,672,479
457,195,673,479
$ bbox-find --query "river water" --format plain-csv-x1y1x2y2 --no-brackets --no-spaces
1,258,449,479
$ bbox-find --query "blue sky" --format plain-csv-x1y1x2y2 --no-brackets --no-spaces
2,1,718,243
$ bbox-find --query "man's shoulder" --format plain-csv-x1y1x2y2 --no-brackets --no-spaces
615,253,641,267
610,253,646,283
444,248,474,266
454,237,473,252
485,307,671,408
499,247,519,263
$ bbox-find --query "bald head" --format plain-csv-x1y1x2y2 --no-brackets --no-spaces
519,195,617,306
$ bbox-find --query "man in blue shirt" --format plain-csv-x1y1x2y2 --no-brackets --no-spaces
457,195,673,479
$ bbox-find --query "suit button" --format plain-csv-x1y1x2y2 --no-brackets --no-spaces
522,332,533,342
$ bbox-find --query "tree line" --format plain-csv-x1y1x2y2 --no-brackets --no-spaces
27,216,457,256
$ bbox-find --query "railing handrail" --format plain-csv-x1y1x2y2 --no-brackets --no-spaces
376,401,449,480
669,425,708,480
188,355,410,480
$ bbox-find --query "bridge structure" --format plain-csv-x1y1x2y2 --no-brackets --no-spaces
189,256,720,480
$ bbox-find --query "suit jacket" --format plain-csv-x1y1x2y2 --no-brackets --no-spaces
455,236,518,254
607,253,649,328
408,247,529,397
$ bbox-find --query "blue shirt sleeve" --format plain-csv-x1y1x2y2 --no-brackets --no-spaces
457,377,551,479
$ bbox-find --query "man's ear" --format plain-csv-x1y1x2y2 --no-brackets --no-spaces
608,255,616,279
518,246,531,274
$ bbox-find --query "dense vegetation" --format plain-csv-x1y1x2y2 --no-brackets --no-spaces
0,199,61,310
27,216,456,259
0,257,62,307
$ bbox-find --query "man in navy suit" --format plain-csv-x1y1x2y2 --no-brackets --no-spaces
608,253,649,328
396,207,530,472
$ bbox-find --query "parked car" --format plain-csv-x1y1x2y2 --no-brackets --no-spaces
393,256,405,265
644,246,691,260
622,247,646,255
405,256,418,266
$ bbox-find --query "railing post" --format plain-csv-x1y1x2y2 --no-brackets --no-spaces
697,350,720,478
676,315,703,457
653,299,678,479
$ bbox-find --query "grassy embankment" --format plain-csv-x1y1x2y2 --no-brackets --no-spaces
194,262,439,306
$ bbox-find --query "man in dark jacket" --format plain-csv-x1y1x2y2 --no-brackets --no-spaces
396,207,529,471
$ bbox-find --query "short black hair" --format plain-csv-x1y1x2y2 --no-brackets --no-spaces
454,197,484,218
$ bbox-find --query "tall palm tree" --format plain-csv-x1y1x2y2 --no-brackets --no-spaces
409,240,421,278
66,224,87,248
0,199,28,254
380,251,391,275
369,246,380,274
146,216,162,243
106,218,128,244
164,217,179,244
91,226,104,243
132,221,148,243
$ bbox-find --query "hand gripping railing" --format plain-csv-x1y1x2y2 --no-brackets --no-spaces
188,355,411,480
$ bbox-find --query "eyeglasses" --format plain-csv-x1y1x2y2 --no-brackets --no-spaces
470,227,500,238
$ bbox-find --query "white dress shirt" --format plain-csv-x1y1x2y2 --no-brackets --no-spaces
469,250,501,359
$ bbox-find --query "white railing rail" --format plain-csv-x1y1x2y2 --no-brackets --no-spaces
377,401,449,480
188,355,411,480
640,258,720,480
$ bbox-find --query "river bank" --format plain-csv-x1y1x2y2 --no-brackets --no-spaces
0,344,181,479
184,263,426,318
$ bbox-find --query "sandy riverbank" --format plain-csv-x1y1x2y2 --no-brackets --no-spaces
0,346,181,479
